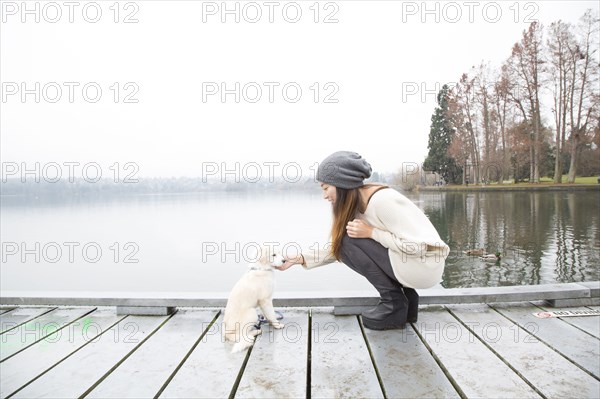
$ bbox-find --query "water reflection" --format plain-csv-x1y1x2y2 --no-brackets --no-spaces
414,191,600,287
1,190,598,293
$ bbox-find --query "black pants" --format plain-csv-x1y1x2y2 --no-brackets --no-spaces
340,235,417,300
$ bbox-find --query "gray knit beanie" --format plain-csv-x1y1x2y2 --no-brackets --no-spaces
317,151,372,189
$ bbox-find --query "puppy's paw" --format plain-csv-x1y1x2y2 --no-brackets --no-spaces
271,321,285,329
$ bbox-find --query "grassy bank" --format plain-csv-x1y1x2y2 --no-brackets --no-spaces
418,176,600,191
539,175,599,184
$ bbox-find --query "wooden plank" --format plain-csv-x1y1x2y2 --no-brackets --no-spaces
235,310,309,398
1,307,96,361
578,281,600,297
158,313,249,398
363,325,460,398
493,303,600,378
419,283,590,304
546,298,600,307
11,314,169,398
539,305,600,339
334,305,373,315
311,313,383,399
0,309,124,399
0,296,229,307
414,306,541,399
85,310,217,398
449,304,600,398
0,307,56,334
333,283,592,308
116,306,175,315
3,281,599,308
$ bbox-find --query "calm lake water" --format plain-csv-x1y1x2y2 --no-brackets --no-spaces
1,189,599,297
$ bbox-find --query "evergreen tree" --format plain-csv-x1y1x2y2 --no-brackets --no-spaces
423,85,461,184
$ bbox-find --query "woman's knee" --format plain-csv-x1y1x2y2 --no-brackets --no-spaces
341,234,370,250
340,235,360,265
340,235,363,259
341,235,385,255
341,234,355,248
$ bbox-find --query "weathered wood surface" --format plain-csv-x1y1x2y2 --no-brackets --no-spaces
12,315,169,398
492,302,600,378
538,305,600,338
0,302,598,399
311,313,383,399
449,304,600,398
0,307,96,361
419,282,592,304
3,281,598,308
414,306,541,398
579,281,600,296
0,309,124,398
363,324,460,398
235,310,309,399
0,307,56,334
158,313,249,399
86,309,217,398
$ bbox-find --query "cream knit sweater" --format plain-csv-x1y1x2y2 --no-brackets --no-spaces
301,187,450,289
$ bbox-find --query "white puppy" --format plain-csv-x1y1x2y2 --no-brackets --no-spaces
223,246,285,353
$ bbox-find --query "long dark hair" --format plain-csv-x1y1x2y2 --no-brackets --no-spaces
329,183,383,261
330,187,360,261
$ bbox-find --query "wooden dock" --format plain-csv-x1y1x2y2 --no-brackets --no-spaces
1,299,599,398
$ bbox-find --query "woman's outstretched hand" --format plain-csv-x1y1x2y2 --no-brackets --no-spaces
276,254,305,271
346,219,374,238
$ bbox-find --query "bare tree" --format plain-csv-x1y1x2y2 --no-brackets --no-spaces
566,10,599,183
493,65,513,181
507,22,545,183
473,62,499,182
448,73,481,184
442,12,598,185
548,20,574,183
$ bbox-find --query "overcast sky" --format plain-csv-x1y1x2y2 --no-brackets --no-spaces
1,0,598,180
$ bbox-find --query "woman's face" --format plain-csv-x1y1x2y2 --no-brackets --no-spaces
320,183,337,205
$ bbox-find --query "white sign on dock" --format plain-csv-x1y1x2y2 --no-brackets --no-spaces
533,309,600,318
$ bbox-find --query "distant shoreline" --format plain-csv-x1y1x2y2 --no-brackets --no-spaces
418,183,600,192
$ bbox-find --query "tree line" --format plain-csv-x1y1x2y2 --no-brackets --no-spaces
424,10,599,185
0,171,393,198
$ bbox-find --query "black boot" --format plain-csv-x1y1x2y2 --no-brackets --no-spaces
339,235,410,330
361,290,408,330
403,287,419,323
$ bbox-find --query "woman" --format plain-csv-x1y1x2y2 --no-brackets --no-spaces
278,151,450,330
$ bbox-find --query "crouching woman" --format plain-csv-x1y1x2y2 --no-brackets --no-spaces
278,151,450,330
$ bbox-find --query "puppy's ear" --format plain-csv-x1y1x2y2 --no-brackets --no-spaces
258,246,271,265
248,246,269,264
